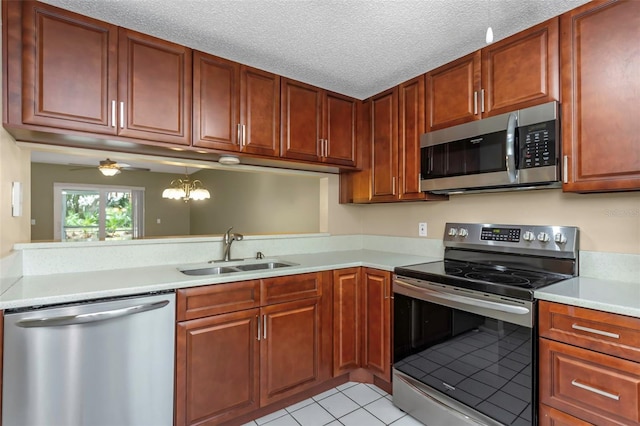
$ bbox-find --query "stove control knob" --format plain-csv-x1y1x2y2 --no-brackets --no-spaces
537,232,550,242
458,228,469,238
523,231,535,242
554,233,567,244
447,227,458,237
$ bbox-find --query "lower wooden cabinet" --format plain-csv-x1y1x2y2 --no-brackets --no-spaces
176,309,260,425
539,301,640,425
175,273,330,426
332,268,361,375
362,268,391,382
261,298,322,405
333,267,392,383
539,403,593,426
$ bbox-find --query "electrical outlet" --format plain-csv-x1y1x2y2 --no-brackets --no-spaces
418,222,427,237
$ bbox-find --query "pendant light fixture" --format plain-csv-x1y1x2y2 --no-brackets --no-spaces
162,170,210,202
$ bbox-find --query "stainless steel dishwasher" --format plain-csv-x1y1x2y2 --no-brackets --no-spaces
2,292,175,426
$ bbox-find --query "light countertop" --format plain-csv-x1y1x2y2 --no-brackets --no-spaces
0,250,438,310
3,249,638,318
535,277,640,318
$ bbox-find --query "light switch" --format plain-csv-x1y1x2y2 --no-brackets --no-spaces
156,218,161,224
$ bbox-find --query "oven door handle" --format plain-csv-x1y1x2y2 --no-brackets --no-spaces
395,279,530,315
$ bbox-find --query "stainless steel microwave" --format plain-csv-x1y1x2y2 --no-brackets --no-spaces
420,101,561,194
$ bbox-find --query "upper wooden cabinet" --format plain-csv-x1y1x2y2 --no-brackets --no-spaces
193,52,280,156
560,0,640,192
117,28,192,145
18,1,192,145
370,87,399,202
20,1,118,134
340,80,446,204
281,78,356,166
426,18,559,131
398,76,428,200
240,66,281,156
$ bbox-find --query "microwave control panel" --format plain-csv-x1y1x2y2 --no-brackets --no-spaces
519,120,557,169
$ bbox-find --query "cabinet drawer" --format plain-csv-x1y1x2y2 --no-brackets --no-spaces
540,338,640,425
261,273,321,305
539,301,640,362
539,403,593,426
177,280,260,321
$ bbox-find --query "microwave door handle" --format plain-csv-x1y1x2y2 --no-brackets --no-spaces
505,112,518,183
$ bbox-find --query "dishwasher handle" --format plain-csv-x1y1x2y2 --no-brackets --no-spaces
15,300,170,328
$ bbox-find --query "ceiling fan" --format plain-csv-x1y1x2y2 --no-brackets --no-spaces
69,158,150,176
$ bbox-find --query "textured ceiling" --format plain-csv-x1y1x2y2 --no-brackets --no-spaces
39,0,590,100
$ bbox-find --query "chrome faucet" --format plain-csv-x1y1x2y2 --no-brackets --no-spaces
221,227,243,262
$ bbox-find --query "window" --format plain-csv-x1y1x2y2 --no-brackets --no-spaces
53,183,144,242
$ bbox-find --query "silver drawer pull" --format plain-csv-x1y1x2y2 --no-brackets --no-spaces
572,324,620,339
571,380,620,401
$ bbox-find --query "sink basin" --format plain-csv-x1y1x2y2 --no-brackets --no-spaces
180,266,241,276
234,262,296,271
179,260,298,276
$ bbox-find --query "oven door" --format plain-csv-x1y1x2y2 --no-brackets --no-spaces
393,276,535,426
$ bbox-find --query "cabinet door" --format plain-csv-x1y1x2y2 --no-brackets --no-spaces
175,309,260,426
482,18,559,117
21,1,118,133
260,298,321,406
118,28,192,145
240,66,280,156
333,268,361,376
426,51,481,131
398,75,426,200
362,269,391,382
280,78,323,162
192,51,240,151
324,91,357,167
370,87,399,202
561,0,640,192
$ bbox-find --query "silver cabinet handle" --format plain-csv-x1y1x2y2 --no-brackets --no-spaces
16,300,170,328
392,176,396,195
571,380,620,401
111,100,116,127
325,139,329,158
257,315,261,341
480,89,485,113
563,155,569,184
263,314,267,339
237,124,243,147
473,91,478,115
571,324,620,339
119,101,124,129
242,124,246,147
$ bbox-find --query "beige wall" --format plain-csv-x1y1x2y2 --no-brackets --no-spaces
357,189,640,254
189,169,320,235
0,128,31,257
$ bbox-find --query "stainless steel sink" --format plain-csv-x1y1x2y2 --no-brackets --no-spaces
179,260,298,276
234,262,295,271
179,266,241,276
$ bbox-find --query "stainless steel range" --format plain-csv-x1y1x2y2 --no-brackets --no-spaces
392,222,579,426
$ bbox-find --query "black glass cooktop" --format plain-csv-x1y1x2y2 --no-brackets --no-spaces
395,260,571,300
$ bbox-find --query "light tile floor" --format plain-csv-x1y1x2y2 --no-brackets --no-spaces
242,382,423,426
